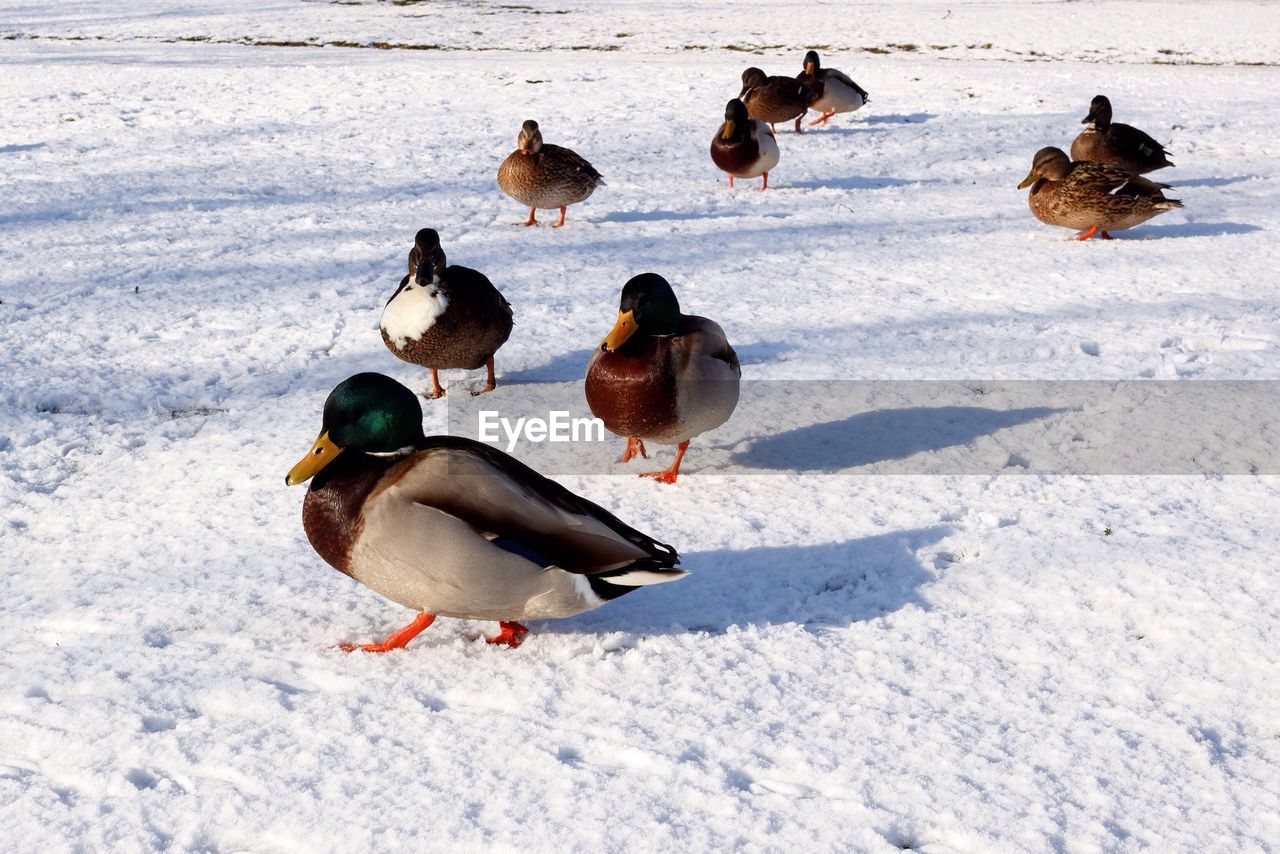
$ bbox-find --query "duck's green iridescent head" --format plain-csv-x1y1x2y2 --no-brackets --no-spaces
286,373,425,486
600,273,681,352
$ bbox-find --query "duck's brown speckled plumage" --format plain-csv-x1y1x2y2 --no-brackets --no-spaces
1020,147,1182,235
739,67,811,130
497,119,603,210
1070,95,1173,175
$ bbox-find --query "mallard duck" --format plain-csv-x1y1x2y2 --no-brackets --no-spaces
1071,95,1173,174
1018,146,1183,240
739,67,811,134
381,228,513,399
710,98,779,190
496,120,604,227
796,50,868,127
584,274,740,484
285,372,687,651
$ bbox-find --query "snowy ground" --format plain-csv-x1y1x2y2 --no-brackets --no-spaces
3,1,1280,851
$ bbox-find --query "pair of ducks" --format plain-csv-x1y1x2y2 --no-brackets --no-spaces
711,51,871,191
291,249,740,651
380,229,740,484
1019,95,1181,240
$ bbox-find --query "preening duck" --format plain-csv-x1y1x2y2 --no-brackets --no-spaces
1070,95,1173,174
796,50,868,127
739,67,811,134
380,228,513,398
497,119,604,227
286,373,687,651
1018,146,1182,240
710,98,779,190
585,274,740,484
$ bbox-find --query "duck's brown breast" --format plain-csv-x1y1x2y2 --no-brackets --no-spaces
302,454,400,578
585,337,680,440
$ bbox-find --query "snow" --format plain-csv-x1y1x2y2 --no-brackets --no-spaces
3,1,1280,850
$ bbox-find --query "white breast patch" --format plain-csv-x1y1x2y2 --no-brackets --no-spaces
380,282,450,348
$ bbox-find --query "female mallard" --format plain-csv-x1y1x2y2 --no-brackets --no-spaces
1071,95,1173,174
584,274,740,484
381,228,513,399
796,50,868,127
286,373,686,651
497,119,604,227
739,67,811,134
1018,146,1182,240
710,98,779,191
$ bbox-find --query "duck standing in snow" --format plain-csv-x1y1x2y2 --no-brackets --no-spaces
380,228,513,398
1018,146,1182,240
1071,95,1173,175
497,119,604,227
710,98,779,190
585,274,740,484
738,67,811,133
796,50,869,127
286,373,687,651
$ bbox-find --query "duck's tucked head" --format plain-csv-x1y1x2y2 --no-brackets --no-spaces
518,119,543,154
600,273,681,352
720,99,749,140
410,228,446,285
286,373,425,486
1082,95,1113,129
1017,146,1071,189
739,67,767,97
803,50,821,75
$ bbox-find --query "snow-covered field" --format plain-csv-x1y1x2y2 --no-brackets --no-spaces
3,1,1280,850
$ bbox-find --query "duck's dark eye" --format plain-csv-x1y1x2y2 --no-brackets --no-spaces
314,447,323,456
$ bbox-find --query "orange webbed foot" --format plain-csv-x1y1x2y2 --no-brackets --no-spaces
487,621,529,648
640,468,680,484
340,613,436,653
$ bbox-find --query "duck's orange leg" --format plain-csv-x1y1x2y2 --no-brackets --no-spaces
761,171,769,192
423,368,446,399
523,207,538,227
552,206,567,228
729,174,735,188
621,436,648,463
641,440,690,485
487,621,528,648
472,357,496,396
340,613,436,653
808,111,836,126
1077,225,1101,241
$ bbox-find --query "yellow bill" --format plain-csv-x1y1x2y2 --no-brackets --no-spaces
1017,170,1038,189
721,119,735,140
601,309,637,351
286,431,343,486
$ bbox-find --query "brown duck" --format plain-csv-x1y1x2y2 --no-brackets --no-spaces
585,274,740,484
710,98,780,190
1071,95,1173,174
796,50,869,127
739,67,811,133
497,120,604,227
380,228,513,398
1018,147,1182,240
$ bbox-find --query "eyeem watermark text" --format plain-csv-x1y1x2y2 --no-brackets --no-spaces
478,410,607,452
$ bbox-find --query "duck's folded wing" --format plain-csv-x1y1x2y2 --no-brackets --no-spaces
826,68,868,101
1110,122,1169,160
391,438,680,578
543,143,604,183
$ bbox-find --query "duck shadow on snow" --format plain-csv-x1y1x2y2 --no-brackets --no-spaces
558,525,953,637
785,175,938,191
732,405,1062,471
596,209,789,224
1131,221,1262,239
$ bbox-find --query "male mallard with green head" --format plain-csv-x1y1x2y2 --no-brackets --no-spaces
739,67,811,134
286,373,687,651
1018,146,1183,240
710,98,779,190
585,274,740,484
1071,95,1173,175
497,120,604,227
796,50,868,127
381,228,513,398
